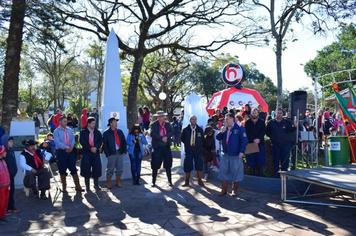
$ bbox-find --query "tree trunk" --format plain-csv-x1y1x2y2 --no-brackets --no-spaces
1,0,26,133
127,54,144,129
275,36,283,109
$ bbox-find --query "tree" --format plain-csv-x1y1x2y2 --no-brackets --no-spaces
1,0,26,132
84,41,105,108
54,0,267,128
251,0,356,109
304,23,356,98
140,49,192,115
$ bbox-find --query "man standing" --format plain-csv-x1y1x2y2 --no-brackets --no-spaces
150,111,174,187
266,108,298,176
216,113,248,197
53,109,64,128
80,117,103,191
19,140,52,199
54,116,84,192
181,115,204,187
245,108,266,177
89,107,99,128
103,117,127,189
81,108,88,129
257,105,267,122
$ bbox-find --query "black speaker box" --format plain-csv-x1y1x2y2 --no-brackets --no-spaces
288,91,307,119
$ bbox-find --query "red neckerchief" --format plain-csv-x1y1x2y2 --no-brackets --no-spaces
88,127,94,147
26,148,43,168
158,121,166,136
112,128,121,148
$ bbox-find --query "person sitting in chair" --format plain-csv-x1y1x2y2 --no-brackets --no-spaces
19,140,52,199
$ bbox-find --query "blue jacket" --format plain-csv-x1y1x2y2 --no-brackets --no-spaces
216,123,248,156
126,133,147,155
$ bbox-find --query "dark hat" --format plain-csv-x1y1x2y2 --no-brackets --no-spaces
107,117,119,126
153,111,168,117
22,139,37,146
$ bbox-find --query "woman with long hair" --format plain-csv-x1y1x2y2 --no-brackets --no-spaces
72,114,79,134
67,113,73,129
137,107,144,131
33,113,41,140
142,107,150,131
126,124,147,185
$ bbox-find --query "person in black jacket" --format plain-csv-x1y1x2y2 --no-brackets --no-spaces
150,111,174,187
245,108,266,177
1,135,19,212
80,117,103,191
181,115,205,187
201,126,216,181
266,108,297,176
103,117,127,189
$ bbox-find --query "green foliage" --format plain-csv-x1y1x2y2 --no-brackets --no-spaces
304,23,356,98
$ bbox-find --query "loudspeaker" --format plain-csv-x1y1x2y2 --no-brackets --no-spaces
288,91,307,119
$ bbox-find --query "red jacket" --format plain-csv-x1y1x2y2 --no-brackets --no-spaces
53,114,64,128
0,159,10,187
143,111,150,123
81,108,88,128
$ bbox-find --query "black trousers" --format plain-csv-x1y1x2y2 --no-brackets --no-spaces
7,175,15,210
24,168,50,190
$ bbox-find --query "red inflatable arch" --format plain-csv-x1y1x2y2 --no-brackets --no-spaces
206,87,268,116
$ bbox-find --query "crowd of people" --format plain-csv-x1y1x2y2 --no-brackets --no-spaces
0,103,352,225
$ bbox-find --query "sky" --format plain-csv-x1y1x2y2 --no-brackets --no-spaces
219,29,337,92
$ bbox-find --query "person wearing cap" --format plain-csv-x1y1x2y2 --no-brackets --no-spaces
79,117,103,191
216,113,248,197
150,111,174,187
0,145,10,224
1,135,19,213
181,115,205,187
54,116,84,193
19,140,51,199
103,117,127,189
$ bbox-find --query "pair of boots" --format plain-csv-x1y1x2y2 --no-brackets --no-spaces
218,181,239,197
106,175,122,189
182,171,204,187
152,168,172,187
132,178,140,185
60,174,84,193
85,177,101,191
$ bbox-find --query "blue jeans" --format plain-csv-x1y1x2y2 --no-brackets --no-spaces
272,145,290,176
129,149,142,179
144,122,150,131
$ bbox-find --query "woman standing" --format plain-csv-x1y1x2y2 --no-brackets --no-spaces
143,107,150,131
137,108,144,131
67,113,74,130
241,104,251,118
333,112,344,136
47,114,56,133
33,113,41,140
72,114,79,134
126,125,147,185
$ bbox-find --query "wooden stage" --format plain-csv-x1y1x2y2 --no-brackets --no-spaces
280,164,356,208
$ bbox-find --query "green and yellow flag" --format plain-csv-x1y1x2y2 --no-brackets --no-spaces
347,82,356,106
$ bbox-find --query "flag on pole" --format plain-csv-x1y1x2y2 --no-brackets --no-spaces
347,82,356,106
332,83,356,132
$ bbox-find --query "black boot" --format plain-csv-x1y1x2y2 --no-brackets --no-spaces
249,166,255,176
133,179,137,185
166,168,172,186
136,178,141,185
85,177,90,191
152,169,158,187
94,178,101,190
257,168,263,177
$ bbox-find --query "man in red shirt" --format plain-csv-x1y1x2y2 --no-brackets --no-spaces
53,109,64,128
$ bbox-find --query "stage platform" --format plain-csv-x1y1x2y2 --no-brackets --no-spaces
280,164,356,208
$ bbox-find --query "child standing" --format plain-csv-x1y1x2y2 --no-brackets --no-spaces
0,145,10,224
1,135,19,214
202,126,216,180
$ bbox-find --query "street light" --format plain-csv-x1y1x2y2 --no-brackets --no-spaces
159,92,167,111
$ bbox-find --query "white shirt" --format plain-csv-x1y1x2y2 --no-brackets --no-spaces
19,149,52,171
